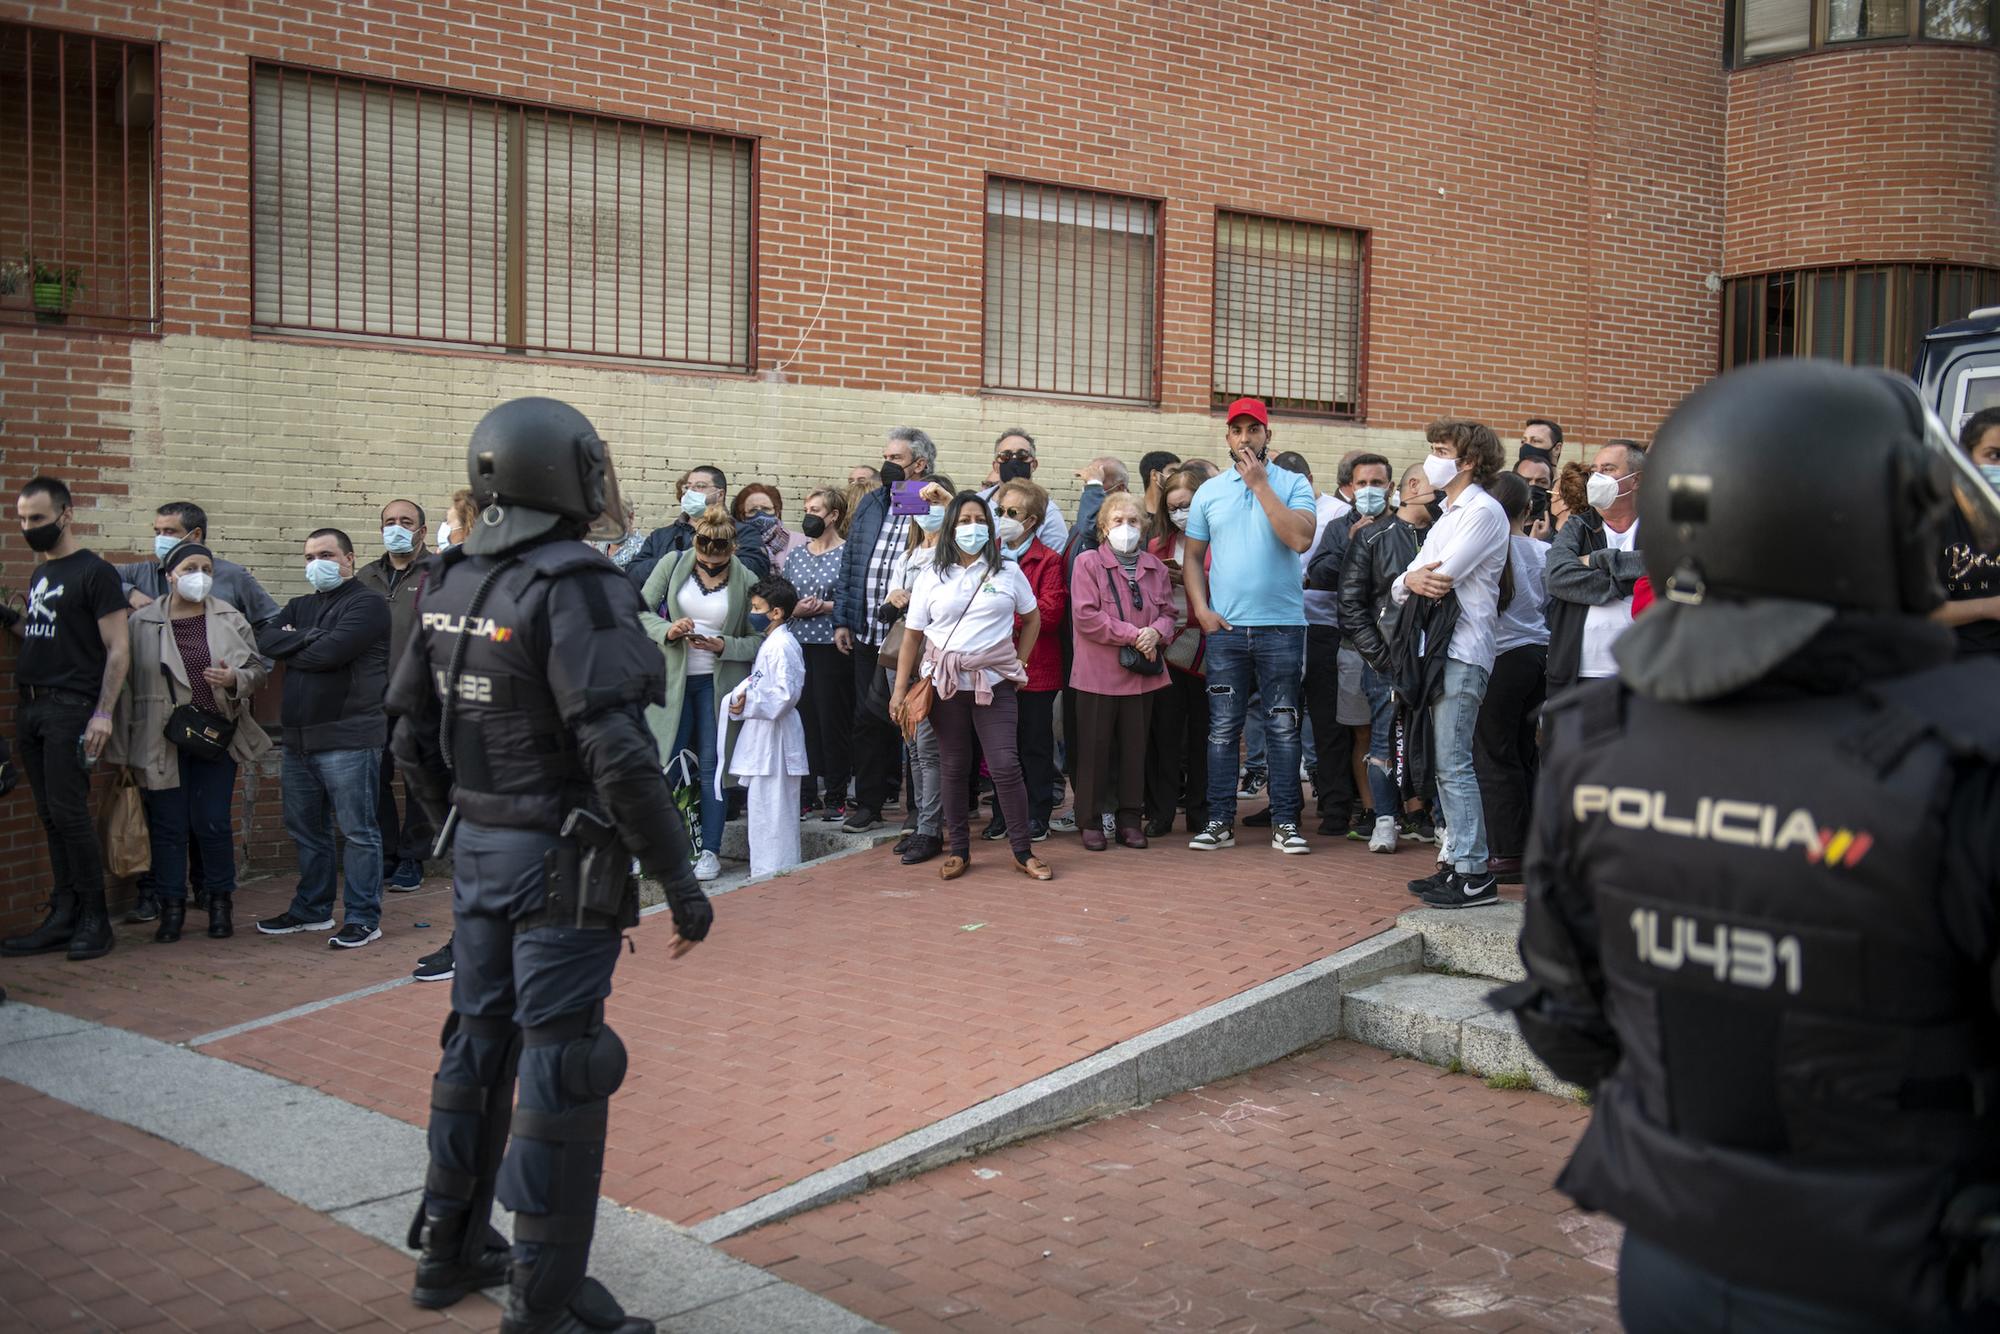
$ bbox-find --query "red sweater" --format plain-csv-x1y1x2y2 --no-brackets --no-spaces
1014,540,1068,692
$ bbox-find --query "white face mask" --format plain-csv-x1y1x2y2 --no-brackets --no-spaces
995,515,1026,546
1422,453,1461,490
175,571,213,603
1108,523,1142,554
1587,471,1626,511
1168,506,1191,529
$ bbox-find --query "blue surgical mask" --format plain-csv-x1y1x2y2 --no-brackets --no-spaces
382,525,415,555
916,504,946,534
154,534,183,563
681,491,708,519
954,524,990,555
748,612,771,633
1354,485,1388,518
306,558,345,592
1981,463,2000,491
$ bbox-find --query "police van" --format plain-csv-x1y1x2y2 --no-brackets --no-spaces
1915,304,2000,434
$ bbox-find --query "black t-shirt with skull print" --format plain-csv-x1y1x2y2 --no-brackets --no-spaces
18,549,128,697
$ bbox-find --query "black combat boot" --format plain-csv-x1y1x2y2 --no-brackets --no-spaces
65,893,115,961
207,894,234,939
0,891,78,956
410,1209,510,1310
501,1275,653,1334
154,901,186,943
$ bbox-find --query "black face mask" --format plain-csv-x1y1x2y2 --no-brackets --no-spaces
22,519,63,553
696,557,731,575
997,459,1033,484
878,460,907,485
801,514,827,539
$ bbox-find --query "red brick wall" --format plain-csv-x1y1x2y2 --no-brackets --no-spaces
1,0,1735,444
1724,44,2000,275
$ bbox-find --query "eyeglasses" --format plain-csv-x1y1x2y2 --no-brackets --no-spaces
694,537,733,554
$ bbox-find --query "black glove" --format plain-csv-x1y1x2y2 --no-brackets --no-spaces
663,879,713,942
874,600,903,625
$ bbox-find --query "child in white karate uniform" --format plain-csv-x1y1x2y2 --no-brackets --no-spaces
719,576,810,878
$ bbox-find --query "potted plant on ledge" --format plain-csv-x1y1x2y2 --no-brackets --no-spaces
8,257,85,322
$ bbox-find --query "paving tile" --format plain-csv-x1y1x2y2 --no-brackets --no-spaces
724,1042,1620,1333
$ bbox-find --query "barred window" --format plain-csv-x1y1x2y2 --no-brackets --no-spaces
0,22,159,331
983,178,1159,403
1720,263,2000,371
251,64,753,370
1211,212,1365,417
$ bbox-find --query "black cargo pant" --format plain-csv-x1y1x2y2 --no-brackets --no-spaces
19,690,104,901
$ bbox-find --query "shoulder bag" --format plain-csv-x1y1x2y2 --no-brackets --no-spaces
897,568,985,740
1106,565,1165,677
161,639,236,764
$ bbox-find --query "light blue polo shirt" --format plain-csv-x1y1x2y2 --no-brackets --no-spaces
1184,463,1316,627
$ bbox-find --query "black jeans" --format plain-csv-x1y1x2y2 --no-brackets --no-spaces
19,691,104,901
1303,626,1357,817
848,643,902,813
378,737,433,867
140,752,240,902
800,641,855,806
1474,643,1547,860
1016,688,1059,827
1144,667,1210,831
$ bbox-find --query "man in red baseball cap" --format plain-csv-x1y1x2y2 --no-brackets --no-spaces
1179,395,1320,856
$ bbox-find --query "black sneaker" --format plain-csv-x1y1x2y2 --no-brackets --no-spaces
1420,870,1500,909
413,940,455,982
328,923,383,949
1030,821,1049,843
981,815,1009,841
124,893,160,924
258,911,336,935
1408,813,1439,844
842,806,880,832
1407,864,1454,898
900,833,942,865
1242,806,1273,828
1235,768,1267,800
387,860,424,891
1347,808,1375,842
821,802,849,824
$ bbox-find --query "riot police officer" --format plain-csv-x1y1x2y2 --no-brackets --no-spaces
390,397,712,1334
1498,360,2000,1333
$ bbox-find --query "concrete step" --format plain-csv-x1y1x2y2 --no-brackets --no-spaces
1341,971,1581,1099
1397,901,1526,983
716,817,898,864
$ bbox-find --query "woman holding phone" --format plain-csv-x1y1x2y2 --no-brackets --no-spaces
640,507,761,881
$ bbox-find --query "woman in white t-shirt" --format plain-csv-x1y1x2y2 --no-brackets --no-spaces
638,507,760,882
890,493,1051,883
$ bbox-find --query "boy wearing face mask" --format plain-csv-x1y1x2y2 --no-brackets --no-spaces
1544,439,1647,699
254,528,393,948
356,499,435,891
719,576,810,879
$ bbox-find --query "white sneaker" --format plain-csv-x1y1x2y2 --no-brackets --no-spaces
1368,815,1399,854
692,851,721,882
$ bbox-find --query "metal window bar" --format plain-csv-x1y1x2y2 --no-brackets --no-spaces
0,23,159,330
248,61,749,370
1210,211,1364,416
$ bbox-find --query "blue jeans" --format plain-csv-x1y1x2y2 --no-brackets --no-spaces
140,752,240,903
1204,626,1306,826
672,673,725,854
1431,659,1490,874
282,746,384,929
1361,663,1401,818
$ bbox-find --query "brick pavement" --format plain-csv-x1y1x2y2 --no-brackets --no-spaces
0,1077,500,1333
722,1041,1619,1333
0,874,457,1043
200,828,1439,1226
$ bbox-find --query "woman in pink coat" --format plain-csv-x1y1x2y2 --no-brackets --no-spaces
1069,492,1178,851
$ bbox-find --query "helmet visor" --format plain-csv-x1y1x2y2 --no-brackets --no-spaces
584,447,630,545
1920,398,2000,551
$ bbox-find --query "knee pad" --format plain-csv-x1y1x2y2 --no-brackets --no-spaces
559,1023,627,1102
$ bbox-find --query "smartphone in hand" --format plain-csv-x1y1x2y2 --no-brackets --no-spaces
890,481,929,516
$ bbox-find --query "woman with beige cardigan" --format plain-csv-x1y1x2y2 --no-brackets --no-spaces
638,507,761,881
105,543,271,943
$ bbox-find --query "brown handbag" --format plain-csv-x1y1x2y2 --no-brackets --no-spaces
895,571,983,741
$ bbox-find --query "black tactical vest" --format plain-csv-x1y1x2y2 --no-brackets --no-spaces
1549,658,2000,1322
415,542,612,831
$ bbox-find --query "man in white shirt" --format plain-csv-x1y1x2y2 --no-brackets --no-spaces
1545,440,1646,696
1391,419,1511,908
977,428,1068,550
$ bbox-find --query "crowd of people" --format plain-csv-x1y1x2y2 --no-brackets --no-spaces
3,398,1997,969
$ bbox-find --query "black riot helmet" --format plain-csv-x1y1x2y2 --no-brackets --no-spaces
1616,360,2000,701
463,397,628,557
1643,360,1988,614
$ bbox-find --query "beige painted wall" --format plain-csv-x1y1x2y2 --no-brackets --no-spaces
113,335,1428,596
